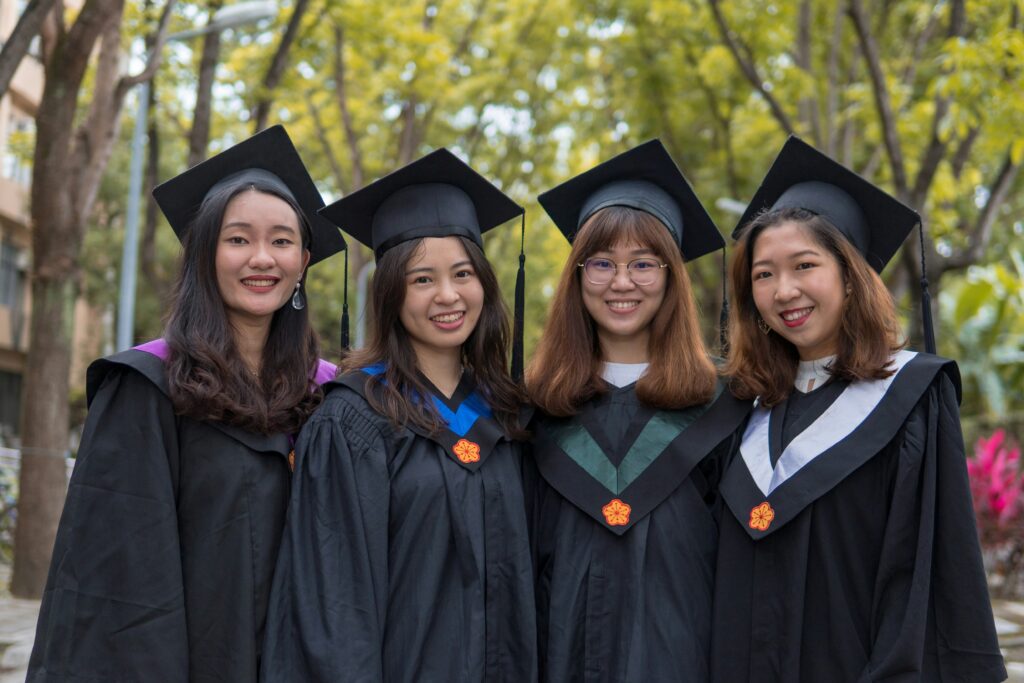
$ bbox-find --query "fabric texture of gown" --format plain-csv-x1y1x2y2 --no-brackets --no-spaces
527,378,751,682
711,350,1007,683
260,366,537,683
28,339,336,682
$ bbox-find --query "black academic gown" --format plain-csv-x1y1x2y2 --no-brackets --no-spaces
28,346,317,683
260,368,537,683
711,351,1007,683
526,379,751,683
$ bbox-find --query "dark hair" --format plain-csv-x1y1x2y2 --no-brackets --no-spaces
164,181,324,435
341,236,526,438
723,207,905,406
527,206,717,416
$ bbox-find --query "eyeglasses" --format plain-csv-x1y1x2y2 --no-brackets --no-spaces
577,257,668,286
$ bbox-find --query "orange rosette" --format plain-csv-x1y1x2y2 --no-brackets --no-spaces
748,501,775,531
453,438,481,463
602,498,632,526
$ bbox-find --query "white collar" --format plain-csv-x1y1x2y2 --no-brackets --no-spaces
795,355,836,393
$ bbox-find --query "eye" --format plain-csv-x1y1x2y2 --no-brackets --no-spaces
411,275,432,285
752,270,772,280
589,258,614,270
273,237,296,246
795,262,816,271
631,259,659,270
224,236,248,245
454,268,475,279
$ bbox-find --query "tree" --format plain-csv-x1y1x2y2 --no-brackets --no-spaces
0,0,61,97
11,0,175,598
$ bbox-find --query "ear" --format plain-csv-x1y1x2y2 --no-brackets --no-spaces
301,248,312,273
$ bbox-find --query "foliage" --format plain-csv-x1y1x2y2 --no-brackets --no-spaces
939,249,1024,417
968,428,1024,596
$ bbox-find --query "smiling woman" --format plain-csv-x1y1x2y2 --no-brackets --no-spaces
27,126,346,682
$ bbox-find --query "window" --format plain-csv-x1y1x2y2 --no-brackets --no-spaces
0,370,21,440
0,241,24,309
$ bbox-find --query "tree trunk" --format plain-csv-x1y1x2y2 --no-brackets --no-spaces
188,3,222,167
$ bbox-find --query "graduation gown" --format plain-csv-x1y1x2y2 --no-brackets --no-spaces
28,340,336,683
526,379,751,682
260,366,537,683
711,350,1007,683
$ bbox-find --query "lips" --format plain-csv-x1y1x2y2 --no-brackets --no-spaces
779,306,812,327
430,310,466,330
240,276,280,290
607,300,640,312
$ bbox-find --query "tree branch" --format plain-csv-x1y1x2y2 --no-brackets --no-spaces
251,0,312,131
706,0,795,136
332,22,364,189
0,0,60,96
847,0,907,195
305,90,347,193
944,152,1022,270
795,0,821,146
116,0,176,93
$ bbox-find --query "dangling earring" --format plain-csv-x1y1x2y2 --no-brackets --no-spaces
291,280,306,310
756,315,771,335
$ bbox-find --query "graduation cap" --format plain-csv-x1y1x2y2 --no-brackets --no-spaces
536,139,725,260
152,125,346,267
733,136,919,273
735,135,936,353
152,125,350,346
319,148,529,379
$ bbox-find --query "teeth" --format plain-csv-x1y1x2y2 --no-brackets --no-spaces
432,312,464,323
242,279,277,287
608,301,639,310
782,308,812,321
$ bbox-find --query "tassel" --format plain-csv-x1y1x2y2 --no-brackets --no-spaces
918,223,936,354
341,245,350,351
719,248,729,355
512,213,526,383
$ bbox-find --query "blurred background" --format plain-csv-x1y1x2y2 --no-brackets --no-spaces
0,0,1022,673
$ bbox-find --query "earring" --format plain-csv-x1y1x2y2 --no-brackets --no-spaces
756,315,771,335
291,280,306,310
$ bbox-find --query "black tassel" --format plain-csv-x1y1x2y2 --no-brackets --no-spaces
719,248,729,355
512,214,526,383
341,245,350,351
918,223,936,354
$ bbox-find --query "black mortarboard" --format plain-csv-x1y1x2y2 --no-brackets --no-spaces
152,125,346,267
732,135,920,273
536,139,724,260
319,148,524,259
319,148,529,380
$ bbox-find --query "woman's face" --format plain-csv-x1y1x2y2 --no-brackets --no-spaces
400,236,485,362
215,190,309,331
750,220,846,361
580,239,667,356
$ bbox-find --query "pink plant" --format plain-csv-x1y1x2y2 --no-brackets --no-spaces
967,429,1024,546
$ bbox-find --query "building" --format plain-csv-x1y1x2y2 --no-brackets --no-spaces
0,0,43,444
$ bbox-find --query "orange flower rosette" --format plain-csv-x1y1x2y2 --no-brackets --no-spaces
453,438,481,463
602,498,631,526
748,501,775,531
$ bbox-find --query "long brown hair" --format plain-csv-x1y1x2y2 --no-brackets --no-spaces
723,207,905,406
527,207,717,416
165,181,323,435
342,236,526,438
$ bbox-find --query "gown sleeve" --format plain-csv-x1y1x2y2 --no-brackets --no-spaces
27,368,188,682
861,372,1006,682
261,391,392,682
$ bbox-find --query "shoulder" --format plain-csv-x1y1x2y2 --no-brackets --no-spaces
86,344,169,407
307,380,392,447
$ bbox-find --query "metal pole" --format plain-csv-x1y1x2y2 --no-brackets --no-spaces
116,81,149,351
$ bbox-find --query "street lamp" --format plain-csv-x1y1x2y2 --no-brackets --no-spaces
116,1,278,351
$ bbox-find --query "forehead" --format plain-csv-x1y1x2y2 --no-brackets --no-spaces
407,235,471,266
751,220,821,258
590,239,654,255
222,190,298,224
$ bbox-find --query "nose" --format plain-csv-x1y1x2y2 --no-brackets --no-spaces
773,272,800,302
248,240,275,269
434,276,461,305
609,264,635,291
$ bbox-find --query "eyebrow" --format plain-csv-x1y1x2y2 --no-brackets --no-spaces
752,249,821,268
406,259,473,276
221,222,298,233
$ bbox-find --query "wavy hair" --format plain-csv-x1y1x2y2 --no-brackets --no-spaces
164,181,323,435
341,236,526,438
527,206,717,416
723,207,905,406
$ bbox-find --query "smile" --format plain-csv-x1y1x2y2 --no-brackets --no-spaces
607,300,640,311
430,311,465,323
241,277,279,288
780,307,813,327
